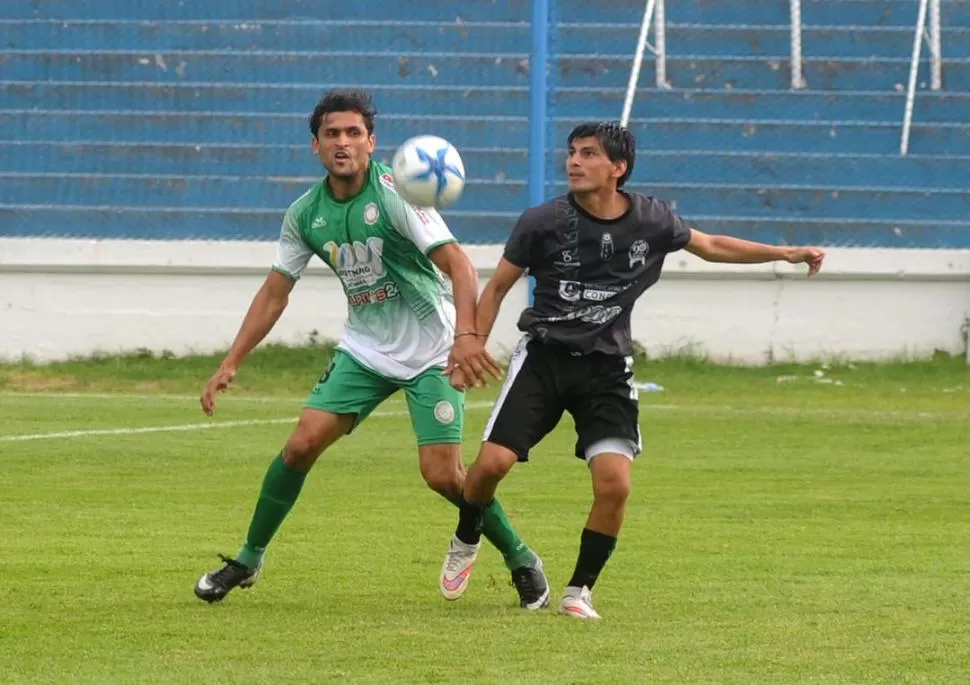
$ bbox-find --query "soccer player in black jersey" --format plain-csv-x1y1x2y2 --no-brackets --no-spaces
439,121,825,618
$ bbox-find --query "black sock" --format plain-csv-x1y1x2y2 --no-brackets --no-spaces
454,494,489,546
567,528,617,590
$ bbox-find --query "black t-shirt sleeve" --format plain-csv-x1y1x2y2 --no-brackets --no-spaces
503,207,541,269
648,197,692,253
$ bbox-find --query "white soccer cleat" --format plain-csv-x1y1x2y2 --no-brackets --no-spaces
559,585,602,620
439,536,481,600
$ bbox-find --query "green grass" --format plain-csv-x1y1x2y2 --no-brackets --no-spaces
0,343,336,395
1,347,968,683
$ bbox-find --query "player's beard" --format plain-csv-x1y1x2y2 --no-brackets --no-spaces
329,168,359,181
327,159,361,180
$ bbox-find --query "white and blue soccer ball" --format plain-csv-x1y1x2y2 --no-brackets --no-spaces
391,135,466,208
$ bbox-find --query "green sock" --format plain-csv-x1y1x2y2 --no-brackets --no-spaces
236,453,308,569
481,498,537,571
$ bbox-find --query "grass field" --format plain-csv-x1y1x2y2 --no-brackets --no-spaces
1,346,968,684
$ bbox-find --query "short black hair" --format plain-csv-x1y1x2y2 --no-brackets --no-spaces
567,121,636,188
309,88,377,138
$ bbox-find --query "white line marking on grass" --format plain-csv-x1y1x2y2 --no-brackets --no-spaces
0,391,930,417
0,402,495,443
1,393,962,444
0,418,294,442
3,392,963,421
0,391,305,403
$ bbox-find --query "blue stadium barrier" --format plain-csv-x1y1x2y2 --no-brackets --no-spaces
1,0,969,248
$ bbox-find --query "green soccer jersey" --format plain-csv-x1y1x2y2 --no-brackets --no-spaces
273,162,458,380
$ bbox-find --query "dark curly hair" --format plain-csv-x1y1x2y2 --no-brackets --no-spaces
309,89,377,138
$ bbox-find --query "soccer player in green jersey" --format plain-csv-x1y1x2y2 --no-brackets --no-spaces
194,89,550,610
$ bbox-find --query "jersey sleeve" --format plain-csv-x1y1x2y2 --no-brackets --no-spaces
503,207,541,270
384,194,456,255
272,206,314,280
649,198,692,253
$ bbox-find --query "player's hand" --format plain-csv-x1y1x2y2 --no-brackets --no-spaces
444,334,502,387
787,247,826,277
448,365,469,392
200,363,236,416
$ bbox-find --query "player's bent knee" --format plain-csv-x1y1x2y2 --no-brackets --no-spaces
590,453,633,506
418,443,463,499
282,410,353,469
594,476,631,506
422,468,463,499
282,431,323,469
476,442,518,480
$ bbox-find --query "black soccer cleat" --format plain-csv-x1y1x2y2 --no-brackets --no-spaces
511,556,550,610
194,553,261,603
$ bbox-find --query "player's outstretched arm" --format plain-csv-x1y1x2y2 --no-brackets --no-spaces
429,242,502,387
475,256,526,344
685,228,825,276
445,256,525,391
200,270,295,416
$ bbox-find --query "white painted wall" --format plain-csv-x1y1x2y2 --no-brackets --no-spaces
1,238,968,363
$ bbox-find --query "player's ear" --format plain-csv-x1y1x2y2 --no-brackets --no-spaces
311,135,320,154
613,159,628,180
367,133,376,154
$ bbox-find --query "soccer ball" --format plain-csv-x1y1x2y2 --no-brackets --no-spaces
391,135,466,208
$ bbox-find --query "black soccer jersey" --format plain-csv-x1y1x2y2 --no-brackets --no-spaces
503,192,692,356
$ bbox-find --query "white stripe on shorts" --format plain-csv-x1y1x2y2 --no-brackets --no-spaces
482,334,531,442
624,354,643,453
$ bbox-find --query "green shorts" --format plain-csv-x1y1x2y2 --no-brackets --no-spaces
305,349,464,446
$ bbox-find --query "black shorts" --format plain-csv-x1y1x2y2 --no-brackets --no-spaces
483,336,642,462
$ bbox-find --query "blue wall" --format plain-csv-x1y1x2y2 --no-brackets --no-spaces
2,0,969,247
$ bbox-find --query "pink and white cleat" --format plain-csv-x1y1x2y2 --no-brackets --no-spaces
439,536,481,600
559,586,602,620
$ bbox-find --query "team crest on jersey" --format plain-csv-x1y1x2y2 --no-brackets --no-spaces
558,280,582,302
434,401,456,424
363,202,380,225
629,239,649,268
